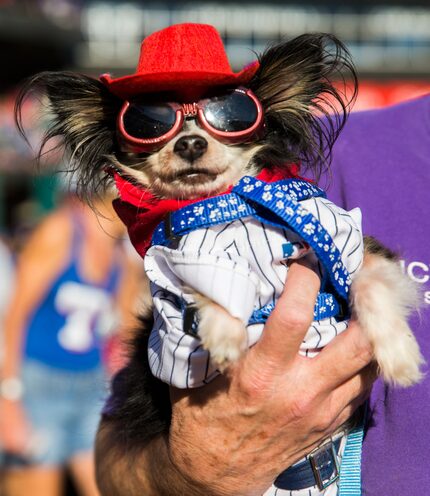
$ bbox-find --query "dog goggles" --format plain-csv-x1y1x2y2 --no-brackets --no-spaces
118,87,264,152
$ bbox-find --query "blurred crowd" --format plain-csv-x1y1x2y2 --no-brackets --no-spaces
0,94,145,495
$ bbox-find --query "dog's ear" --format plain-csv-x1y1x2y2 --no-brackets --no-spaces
15,72,122,199
249,33,357,178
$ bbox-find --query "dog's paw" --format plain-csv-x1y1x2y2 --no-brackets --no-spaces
373,322,424,387
194,294,247,370
352,248,425,387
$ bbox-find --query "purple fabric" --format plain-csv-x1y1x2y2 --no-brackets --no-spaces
326,95,430,494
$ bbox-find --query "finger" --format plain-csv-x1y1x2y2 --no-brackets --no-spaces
307,364,375,444
313,323,375,391
322,396,367,443
324,368,376,437
253,262,320,366
327,363,376,409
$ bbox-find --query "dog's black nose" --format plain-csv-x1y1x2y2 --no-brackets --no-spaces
174,135,208,162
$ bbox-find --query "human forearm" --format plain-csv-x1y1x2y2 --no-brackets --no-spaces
0,307,34,453
1,310,27,378
1,215,68,378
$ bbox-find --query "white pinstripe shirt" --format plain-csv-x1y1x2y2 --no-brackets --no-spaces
145,196,363,390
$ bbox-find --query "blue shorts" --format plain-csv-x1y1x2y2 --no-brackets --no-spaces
3,360,107,468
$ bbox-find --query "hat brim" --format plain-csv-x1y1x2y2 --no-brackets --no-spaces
100,62,259,100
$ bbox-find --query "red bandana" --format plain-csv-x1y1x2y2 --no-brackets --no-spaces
113,165,300,258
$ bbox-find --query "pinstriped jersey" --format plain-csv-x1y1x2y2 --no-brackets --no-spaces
144,195,363,389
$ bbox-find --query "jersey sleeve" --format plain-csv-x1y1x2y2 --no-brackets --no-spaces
144,223,260,388
144,223,260,322
146,283,220,388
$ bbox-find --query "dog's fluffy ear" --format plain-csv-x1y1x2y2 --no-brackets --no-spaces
15,71,121,199
249,33,357,178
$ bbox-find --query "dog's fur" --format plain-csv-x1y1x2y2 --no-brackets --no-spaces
15,32,424,493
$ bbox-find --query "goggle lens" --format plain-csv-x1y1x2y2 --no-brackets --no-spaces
203,90,259,132
123,101,176,139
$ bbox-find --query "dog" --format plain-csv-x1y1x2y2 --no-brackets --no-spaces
16,23,424,495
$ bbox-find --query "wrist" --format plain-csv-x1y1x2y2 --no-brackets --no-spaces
0,376,24,401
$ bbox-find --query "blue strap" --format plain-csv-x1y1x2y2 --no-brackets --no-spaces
249,292,340,325
248,303,275,325
151,177,326,246
152,176,351,304
338,407,367,496
233,176,351,302
152,192,255,245
274,438,342,491
314,292,341,320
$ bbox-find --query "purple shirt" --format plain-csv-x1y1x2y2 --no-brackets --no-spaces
327,95,430,494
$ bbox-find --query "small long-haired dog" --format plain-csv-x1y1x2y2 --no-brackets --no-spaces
16,23,423,495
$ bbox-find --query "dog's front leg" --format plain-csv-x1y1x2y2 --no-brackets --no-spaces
193,293,248,370
351,236,424,387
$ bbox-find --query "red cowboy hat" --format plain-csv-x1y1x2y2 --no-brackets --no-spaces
100,23,259,100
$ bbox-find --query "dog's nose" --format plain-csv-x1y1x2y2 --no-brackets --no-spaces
174,135,208,162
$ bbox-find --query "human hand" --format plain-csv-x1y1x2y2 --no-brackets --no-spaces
0,398,33,455
168,262,375,496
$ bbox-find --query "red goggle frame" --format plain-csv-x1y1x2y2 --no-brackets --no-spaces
117,87,264,153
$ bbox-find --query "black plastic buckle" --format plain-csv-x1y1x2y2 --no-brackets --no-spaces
164,212,181,243
183,304,200,338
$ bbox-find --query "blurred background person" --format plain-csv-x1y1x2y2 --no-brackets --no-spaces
0,189,141,496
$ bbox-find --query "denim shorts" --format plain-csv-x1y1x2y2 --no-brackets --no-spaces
2,360,107,468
